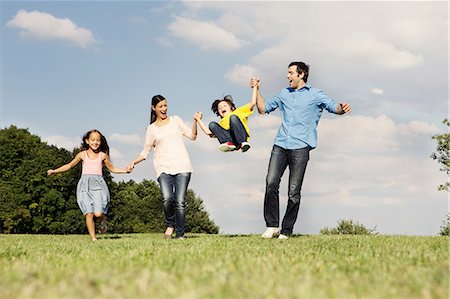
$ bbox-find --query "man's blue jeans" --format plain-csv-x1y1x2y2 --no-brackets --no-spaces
209,114,248,145
264,145,310,235
157,172,191,238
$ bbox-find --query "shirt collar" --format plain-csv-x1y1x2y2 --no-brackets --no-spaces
287,84,311,93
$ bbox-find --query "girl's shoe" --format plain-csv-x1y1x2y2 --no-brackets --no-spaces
98,219,107,234
219,142,236,152
240,142,251,152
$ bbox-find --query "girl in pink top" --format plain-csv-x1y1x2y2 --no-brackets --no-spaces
128,95,199,239
48,129,129,241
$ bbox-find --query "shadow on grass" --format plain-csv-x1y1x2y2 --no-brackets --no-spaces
100,235,122,240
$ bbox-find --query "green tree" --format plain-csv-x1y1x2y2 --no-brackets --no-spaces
186,189,219,234
0,126,83,233
320,219,377,235
431,119,450,191
108,180,219,234
1,125,219,234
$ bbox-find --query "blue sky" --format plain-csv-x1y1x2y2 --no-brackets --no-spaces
1,0,448,235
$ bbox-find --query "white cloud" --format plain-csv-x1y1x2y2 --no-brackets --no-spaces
176,113,445,234
109,133,142,145
371,88,384,95
342,38,423,69
167,16,244,52
44,135,80,150
225,64,261,86
6,10,97,48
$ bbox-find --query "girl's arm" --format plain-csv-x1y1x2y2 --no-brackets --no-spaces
47,152,83,175
127,154,145,172
103,154,130,174
194,112,215,138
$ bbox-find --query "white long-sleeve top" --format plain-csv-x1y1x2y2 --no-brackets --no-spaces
140,115,195,178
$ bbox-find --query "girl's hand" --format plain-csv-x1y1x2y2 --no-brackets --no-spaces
47,169,55,176
126,163,134,173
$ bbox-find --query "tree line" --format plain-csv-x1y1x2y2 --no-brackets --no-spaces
0,125,219,234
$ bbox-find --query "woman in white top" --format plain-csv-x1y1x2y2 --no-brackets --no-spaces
128,95,199,239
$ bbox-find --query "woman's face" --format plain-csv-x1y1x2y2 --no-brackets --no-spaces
153,100,168,120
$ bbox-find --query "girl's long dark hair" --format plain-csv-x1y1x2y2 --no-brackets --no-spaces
81,129,109,155
150,94,166,124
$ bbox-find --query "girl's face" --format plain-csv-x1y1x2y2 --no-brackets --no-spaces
217,101,232,118
85,132,101,151
153,100,168,120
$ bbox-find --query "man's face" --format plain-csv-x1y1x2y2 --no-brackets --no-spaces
287,65,303,89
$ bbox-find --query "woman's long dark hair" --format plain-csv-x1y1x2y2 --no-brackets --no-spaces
150,94,166,124
81,129,109,155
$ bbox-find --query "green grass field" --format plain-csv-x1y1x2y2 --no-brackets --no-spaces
1,233,448,299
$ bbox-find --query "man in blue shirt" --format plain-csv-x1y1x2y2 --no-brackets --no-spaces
250,61,351,239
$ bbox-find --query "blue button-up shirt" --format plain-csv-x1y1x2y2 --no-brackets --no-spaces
265,85,338,149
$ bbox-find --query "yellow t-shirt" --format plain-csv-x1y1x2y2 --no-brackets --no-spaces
219,104,253,138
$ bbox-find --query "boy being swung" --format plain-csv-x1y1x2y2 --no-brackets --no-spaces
195,85,258,153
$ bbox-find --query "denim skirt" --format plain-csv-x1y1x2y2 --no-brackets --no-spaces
76,175,110,215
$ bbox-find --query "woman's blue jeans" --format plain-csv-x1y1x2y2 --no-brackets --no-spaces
209,114,248,145
264,145,310,236
157,172,191,237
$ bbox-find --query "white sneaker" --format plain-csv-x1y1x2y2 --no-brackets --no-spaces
261,227,280,238
278,234,289,239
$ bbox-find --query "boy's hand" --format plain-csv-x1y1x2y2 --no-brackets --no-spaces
194,112,203,120
249,77,260,88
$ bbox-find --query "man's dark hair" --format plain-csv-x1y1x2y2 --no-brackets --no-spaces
289,61,309,83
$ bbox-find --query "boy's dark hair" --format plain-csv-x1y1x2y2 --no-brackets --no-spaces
81,129,110,156
211,95,236,117
289,61,309,83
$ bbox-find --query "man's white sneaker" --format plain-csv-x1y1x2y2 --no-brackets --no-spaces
278,234,289,239
261,227,281,238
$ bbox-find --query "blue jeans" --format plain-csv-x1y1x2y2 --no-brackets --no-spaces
209,114,248,145
157,172,191,237
264,145,310,235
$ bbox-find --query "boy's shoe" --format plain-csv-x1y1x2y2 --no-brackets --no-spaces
278,234,289,240
240,142,251,152
98,219,107,234
261,227,280,238
219,142,236,152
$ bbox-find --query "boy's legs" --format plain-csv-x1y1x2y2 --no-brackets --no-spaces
229,115,248,146
208,122,232,143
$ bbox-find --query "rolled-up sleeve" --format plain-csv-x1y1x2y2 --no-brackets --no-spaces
316,90,338,114
265,92,282,114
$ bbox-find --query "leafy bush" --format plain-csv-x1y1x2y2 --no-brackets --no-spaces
439,214,449,236
320,219,377,235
